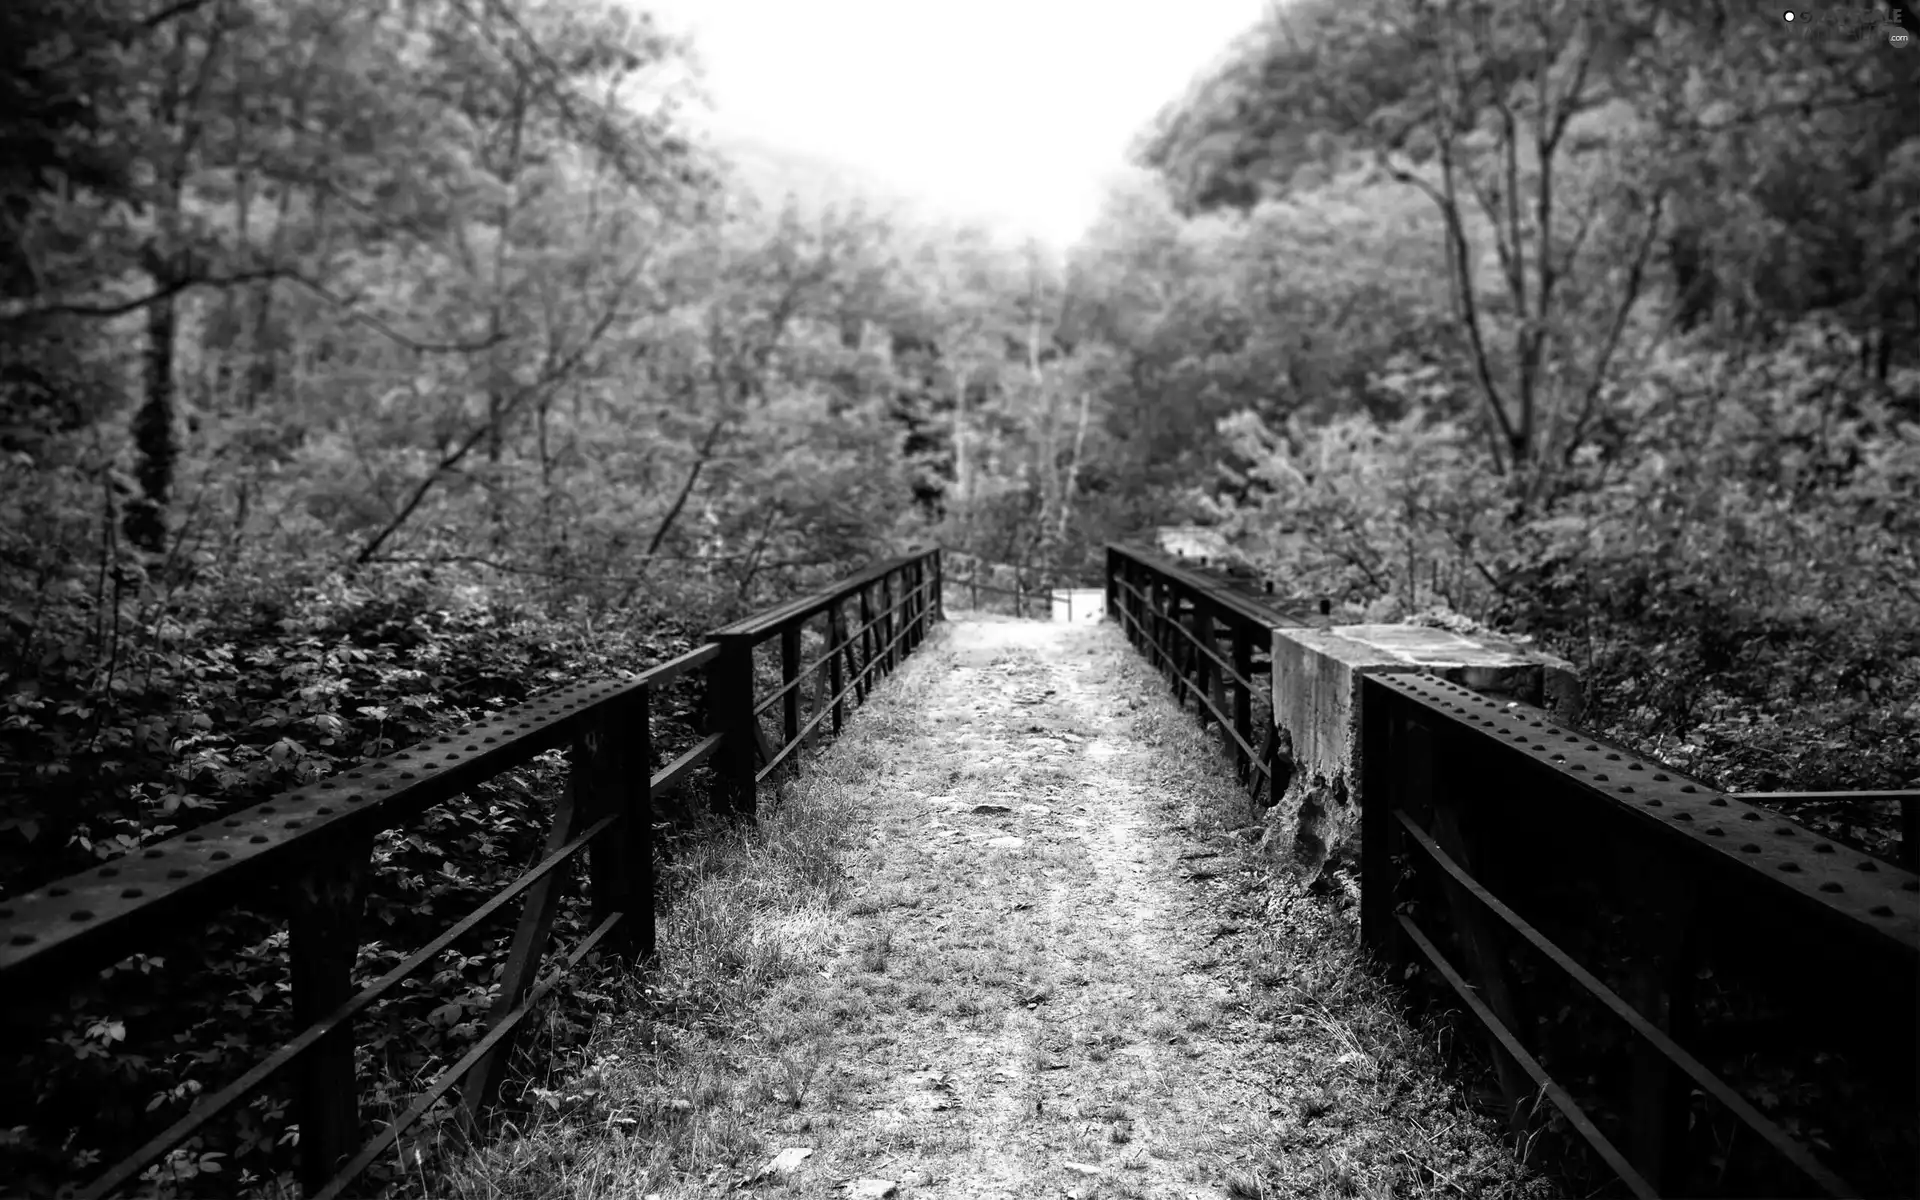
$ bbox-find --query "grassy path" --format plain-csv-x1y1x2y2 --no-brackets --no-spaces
448,617,1547,1200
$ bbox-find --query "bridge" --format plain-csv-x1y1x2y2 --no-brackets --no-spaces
1,547,1914,1199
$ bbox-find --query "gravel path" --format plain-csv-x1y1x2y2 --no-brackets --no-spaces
804,617,1289,1199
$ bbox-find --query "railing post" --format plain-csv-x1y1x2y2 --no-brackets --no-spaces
932,550,945,623
1124,559,1139,645
907,560,923,650
1193,600,1216,728
633,689,656,958
780,621,801,752
881,572,897,672
828,604,846,734
858,586,875,701
920,558,932,637
590,690,652,960
1149,574,1165,669
287,832,373,1196
710,634,759,819
1359,684,1405,976
1105,547,1117,622
1232,624,1253,783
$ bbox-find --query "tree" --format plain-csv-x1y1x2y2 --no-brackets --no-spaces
1137,0,1919,479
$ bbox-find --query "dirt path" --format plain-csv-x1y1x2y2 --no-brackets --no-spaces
779,617,1300,1198
478,615,1545,1200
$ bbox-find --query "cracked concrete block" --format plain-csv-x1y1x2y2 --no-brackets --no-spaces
1266,624,1581,883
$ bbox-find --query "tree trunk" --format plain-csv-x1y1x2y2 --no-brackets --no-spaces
952,362,970,514
127,283,180,553
1058,391,1090,542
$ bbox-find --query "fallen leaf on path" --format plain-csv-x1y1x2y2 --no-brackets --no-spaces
846,1180,897,1199
972,803,1015,815
745,1147,812,1185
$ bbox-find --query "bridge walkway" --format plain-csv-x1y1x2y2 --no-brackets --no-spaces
689,615,1536,1200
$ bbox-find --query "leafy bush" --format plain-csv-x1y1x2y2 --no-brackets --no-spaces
1214,321,1920,850
0,543,744,1198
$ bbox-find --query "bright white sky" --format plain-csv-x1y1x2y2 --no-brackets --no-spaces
640,0,1271,248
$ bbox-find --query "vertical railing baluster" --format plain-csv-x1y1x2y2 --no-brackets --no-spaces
781,621,801,754
881,572,897,672
828,603,846,734
1359,685,1406,978
633,688,655,959
1126,560,1139,645
1232,624,1253,785
288,832,374,1196
711,634,758,818
858,586,875,701
1193,598,1216,727
1149,574,1165,670
589,689,650,960
907,559,922,649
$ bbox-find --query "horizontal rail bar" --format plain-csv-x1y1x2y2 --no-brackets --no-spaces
310,910,626,1200
1394,809,1858,1197
1396,914,1659,1200
637,642,721,690
80,809,621,1200
651,733,723,798
754,652,824,718
709,551,936,640
950,577,1041,600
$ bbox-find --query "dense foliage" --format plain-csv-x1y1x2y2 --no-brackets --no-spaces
1119,0,1919,817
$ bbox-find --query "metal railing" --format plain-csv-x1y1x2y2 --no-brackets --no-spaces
941,552,1068,619
1360,675,1918,1198
1106,543,1315,810
1108,541,1919,1197
0,549,942,1199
